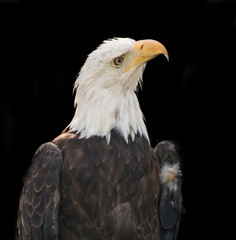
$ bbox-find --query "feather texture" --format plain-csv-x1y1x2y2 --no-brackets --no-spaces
17,143,63,240
154,141,182,240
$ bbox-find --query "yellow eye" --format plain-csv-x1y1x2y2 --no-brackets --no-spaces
113,57,124,67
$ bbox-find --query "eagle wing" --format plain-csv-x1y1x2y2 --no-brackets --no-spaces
17,142,63,240
154,141,182,240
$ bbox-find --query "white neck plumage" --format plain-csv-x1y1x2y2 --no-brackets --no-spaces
69,85,149,144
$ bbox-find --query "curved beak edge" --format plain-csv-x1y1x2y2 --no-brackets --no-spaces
134,39,169,62
123,39,169,73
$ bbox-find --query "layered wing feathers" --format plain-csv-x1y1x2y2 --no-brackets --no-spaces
17,142,63,240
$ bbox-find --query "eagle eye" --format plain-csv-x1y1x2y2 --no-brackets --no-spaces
112,57,124,67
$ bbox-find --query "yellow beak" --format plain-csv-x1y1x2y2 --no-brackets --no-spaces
123,39,169,73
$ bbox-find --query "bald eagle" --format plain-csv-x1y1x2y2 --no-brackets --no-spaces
17,38,182,240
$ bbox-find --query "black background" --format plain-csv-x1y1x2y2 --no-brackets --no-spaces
1,0,235,239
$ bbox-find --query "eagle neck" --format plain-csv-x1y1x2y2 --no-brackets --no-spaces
69,87,149,144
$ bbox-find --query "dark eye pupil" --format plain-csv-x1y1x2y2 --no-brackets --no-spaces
114,57,123,65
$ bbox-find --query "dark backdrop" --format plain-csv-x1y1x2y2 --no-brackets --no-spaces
1,0,235,239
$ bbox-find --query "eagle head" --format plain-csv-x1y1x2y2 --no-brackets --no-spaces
69,38,168,143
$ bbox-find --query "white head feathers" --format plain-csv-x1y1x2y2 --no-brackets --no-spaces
69,38,149,143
